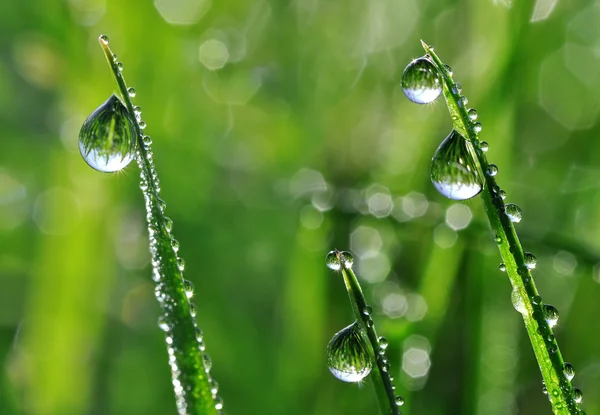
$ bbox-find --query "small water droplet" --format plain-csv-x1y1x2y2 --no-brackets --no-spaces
431,130,484,200
468,109,478,120
128,87,136,97
189,303,197,317
564,362,575,381
214,396,224,410
325,251,342,271
139,121,147,129
401,57,442,104
395,396,405,406
473,122,482,133
505,204,522,223
378,337,388,349
499,190,507,200
195,327,204,342
209,378,219,396
158,315,170,331
172,239,180,253
363,305,372,316
499,263,506,272
203,353,212,372
366,318,373,328
495,235,502,244
326,321,373,383
99,35,109,44
133,105,142,114
183,280,194,298
442,64,453,76
487,164,498,177
479,141,488,152
531,295,542,305
543,304,559,328
524,252,537,269
511,288,527,314
177,258,185,271
459,96,468,107
140,180,148,191
117,62,124,71
340,251,354,269
165,217,173,233
143,135,152,145
79,94,137,172
573,388,583,403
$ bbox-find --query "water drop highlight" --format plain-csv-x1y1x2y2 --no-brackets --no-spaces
431,130,484,200
401,57,442,104
79,94,137,173
326,321,373,383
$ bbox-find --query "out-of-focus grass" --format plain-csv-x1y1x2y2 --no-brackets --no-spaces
1,0,599,414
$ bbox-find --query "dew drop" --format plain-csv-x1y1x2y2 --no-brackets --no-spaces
78,94,137,172
177,258,185,271
543,304,559,328
183,280,194,298
128,87,136,97
139,121,147,129
325,251,342,271
443,64,453,76
363,305,372,316
473,122,482,133
459,96,468,107
195,327,204,342
531,295,542,305
203,353,212,372
499,263,506,272
564,362,575,381
214,396,224,410
378,337,389,350
524,252,537,269
401,57,442,104
189,303,197,317
326,321,373,383
573,388,583,404
143,135,152,145
165,217,173,233
395,396,405,407
505,204,523,223
117,62,124,71
209,378,219,396
431,130,484,200
171,238,180,253
499,190,507,200
99,35,109,44
511,288,527,314
366,318,373,328
340,251,354,269
133,105,142,115
479,141,489,152
158,315,170,331
487,164,498,177
468,108,478,120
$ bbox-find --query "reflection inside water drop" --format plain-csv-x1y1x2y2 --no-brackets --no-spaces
401,57,442,104
431,130,484,200
326,321,373,383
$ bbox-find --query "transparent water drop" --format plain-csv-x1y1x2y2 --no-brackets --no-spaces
378,337,389,351
511,288,527,314
99,34,109,44
195,327,204,342
479,141,488,152
165,217,173,233
531,295,542,305
505,204,523,223
117,62,124,71
468,109,478,120
524,252,537,269
395,396,405,406
139,121,147,129
177,258,185,271
366,318,373,328
172,238,180,253
363,305,372,316
128,87,136,97
158,315,170,331
326,321,373,383
325,251,342,271
189,303,197,317
499,190,507,200
401,57,442,104
203,354,212,372
573,388,583,403
143,135,152,145
499,263,506,272
133,105,142,115
214,396,224,410
78,94,137,172
487,164,498,177
340,251,354,269
209,378,219,396
543,304,559,328
564,362,575,381
431,130,484,200
183,280,194,298
443,64,453,76
459,96,468,107
473,122,482,133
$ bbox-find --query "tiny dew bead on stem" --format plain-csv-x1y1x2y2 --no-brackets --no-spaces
400,40,583,414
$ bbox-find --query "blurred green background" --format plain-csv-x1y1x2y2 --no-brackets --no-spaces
1,0,600,414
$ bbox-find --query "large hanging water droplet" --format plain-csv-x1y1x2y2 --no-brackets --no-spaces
543,304,559,328
326,321,373,383
431,130,484,200
401,57,442,104
78,94,138,172
505,204,523,223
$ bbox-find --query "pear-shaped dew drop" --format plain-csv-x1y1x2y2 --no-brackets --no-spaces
401,57,442,104
573,388,583,404
505,204,523,223
326,321,373,383
564,362,575,381
524,252,537,269
543,304,559,328
325,251,342,271
431,130,484,200
78,94,137,173
183,280,194,298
